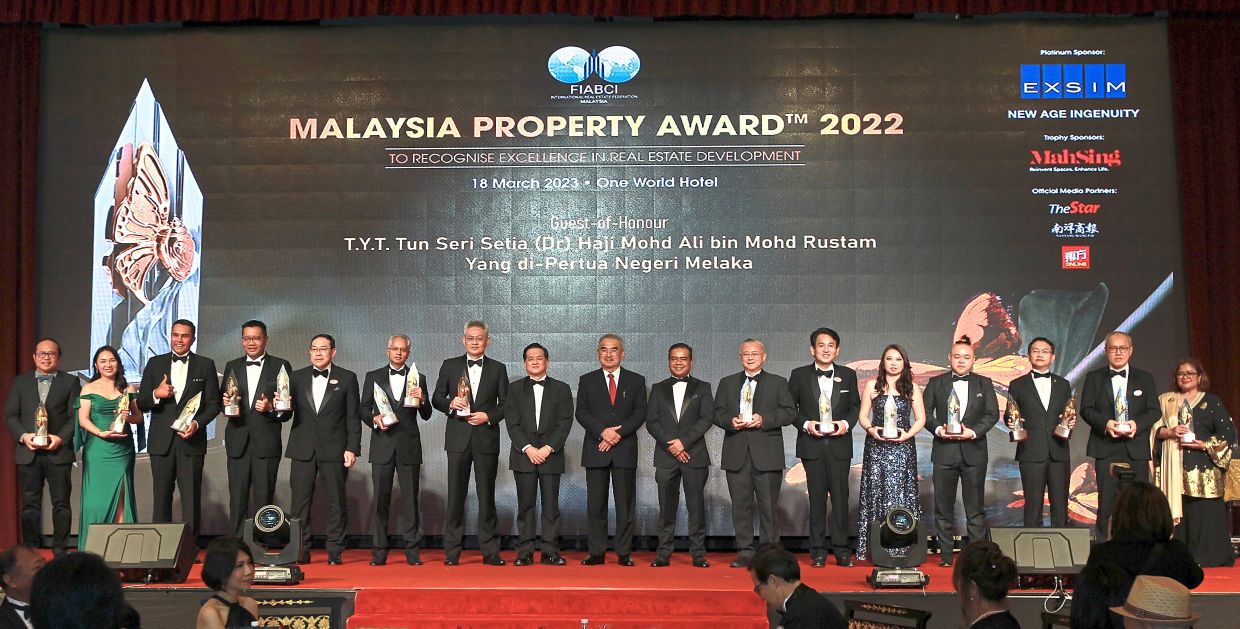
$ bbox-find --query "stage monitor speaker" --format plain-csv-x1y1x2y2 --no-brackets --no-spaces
987,527,1092,575
82,523,197,583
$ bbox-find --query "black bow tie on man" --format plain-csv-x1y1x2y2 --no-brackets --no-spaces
313,368,329,378
952,373,969,382
390,367,408,376
1033,372,1052,379
172,354,188,363
468,359,483,368
246,360,262,367
815,368,833,379
1110,369,1127,379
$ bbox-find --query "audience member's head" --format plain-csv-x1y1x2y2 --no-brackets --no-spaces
200,537,254,595
29,552,130,629
1110,481,1174,543
953,541,1017,603
1111,575,1200,627
748,544,802,609
0,544,47,603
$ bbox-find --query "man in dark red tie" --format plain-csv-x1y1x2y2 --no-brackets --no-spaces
576,334,647,566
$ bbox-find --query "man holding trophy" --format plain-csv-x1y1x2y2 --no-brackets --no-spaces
1004,337,1076,527
1080,331,1160,540
219,320,294,536
4,338,81,554
923,336,998,566
359,334,433,566
137,319,221,537
712,338,795,568
432,320,508,566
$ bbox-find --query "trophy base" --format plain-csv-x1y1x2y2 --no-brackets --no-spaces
224,406,240,417
946,425,964,437
403,398,421,408
1054,425,1074,439
1180,432,1196,445
1114,423,1133,435
1009,429,1027,443
274,401,291,412
108,422,126,434
458,407,471,417
32,436,49,448
740,412,754,424
381,415,400,427
881,428,898,440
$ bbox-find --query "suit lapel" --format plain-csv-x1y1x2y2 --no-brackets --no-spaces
319,368,338,411
379,367,401,407
677,379,698,422
232,362,250,409
300,371,317,413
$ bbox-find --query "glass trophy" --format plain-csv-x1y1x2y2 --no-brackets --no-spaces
373,382,399,427
222,372,241,417
740,383,754,423
403,365,421,408
1005,399,1027,442
946,388,964,435
109,391,130,433
273,365,292,411
1055,398,1076,439
1178,399,1195,445
818,391,833,435
456,371,472,417
882,395,898,439
171,392,201,433
1113,388,1132,435
33,403,50,447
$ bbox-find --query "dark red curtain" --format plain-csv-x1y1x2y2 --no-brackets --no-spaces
1,1,1238,547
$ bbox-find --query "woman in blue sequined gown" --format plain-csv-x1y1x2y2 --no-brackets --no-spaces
856,344,926,560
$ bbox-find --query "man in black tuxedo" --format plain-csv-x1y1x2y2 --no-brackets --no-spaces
749,544,846,629
1005,337,1076,527
1079,331,1160,541
137,319,220,536
431,320,508,566
219,320,293,536
576,333,647,566
359,334,433,566
646,343,714,568
923,336,999,566
504,343,574,567
4,338,80,554
788,327,861,568
713,338,795,568
0,544,46,629
285,334,360,565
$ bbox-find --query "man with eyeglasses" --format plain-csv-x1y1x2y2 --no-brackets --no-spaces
1080,330,1160,540
219,320,294,536
285,334,360,564
748,544,845,629
713,339,795,568
359,334,433,566
1005,337,1075,527
432,320,508,566
4,339,80,555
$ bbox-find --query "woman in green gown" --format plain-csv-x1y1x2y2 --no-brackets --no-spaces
75,345,142,550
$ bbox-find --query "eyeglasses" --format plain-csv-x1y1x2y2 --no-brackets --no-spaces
242,336,265,342
740,352,764,358
309,347,333,353
1029,348,1053,355
387,347,410,352
34,351,58,358
1176,371,1199,378
1105,345,1132,353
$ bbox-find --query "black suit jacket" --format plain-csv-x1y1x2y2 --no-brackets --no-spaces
576,368,648,469
219,355,293,459
5,370,81,465
432,355,508,455
504,375,574,474
1007,372,1074,463
283,365,361,462
645,376,714,469
788,364,861,461
1079,364,1160,460
0,599,27,629
712,370,795,472
781,583,847,629
923,372,999,466
360,365,433,465
137,352,221,457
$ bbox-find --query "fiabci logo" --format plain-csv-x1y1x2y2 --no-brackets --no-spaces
548,46,641,84
1021,64,1127,99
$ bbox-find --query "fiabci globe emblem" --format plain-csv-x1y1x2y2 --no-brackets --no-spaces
548,46,641,84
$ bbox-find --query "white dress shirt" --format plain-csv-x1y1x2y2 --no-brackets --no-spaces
672,379,688,419
312,366,331,411
245,354,265,406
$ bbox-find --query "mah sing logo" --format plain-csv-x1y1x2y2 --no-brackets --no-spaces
548,45,640,103
1029,148,1122,173
1062,245,1091,269
1021,64,1127,99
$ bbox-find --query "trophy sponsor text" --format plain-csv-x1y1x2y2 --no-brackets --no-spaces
882,394,898,439
456,371,472,417
170,392,201,433
1054,398,1076,439
109,391,130,434
273,365,292,412
223,372,240,417
403,365,421,408
33,403,50,447
373,382,399,427
1178,399,1196,445
946,388,964,435
1005,399,1027,442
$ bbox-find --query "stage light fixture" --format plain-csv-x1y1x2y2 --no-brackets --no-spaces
867,506,930,588
243,504,304,585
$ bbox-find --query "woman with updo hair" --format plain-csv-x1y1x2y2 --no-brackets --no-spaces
952,540,1021,628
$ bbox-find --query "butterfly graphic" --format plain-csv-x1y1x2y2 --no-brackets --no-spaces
105,142,197,304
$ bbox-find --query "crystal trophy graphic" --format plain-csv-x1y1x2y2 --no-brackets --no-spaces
1178,399,1195,445
273,365,292,412
110,391,130,433
33,403,50,447
373,382,399,427
222,372,240,417
947,388,964,435
1005,399,1027,443
882,395,898,439
740,382,754,423
456,371,472,417
1055,398,1076,439
403,365,421,408
171,392,201,433
818,391,833,434
1113,388,1132,435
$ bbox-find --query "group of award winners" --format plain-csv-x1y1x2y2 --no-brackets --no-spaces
6,319,1234,569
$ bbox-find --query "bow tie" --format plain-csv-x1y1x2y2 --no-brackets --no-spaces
9,603,27,619
172,355,188,363
671,376,689,383
745,375,759,386
36,374,54,384
1110,369,1127,379
816,369,833,379
313,368,329,378
468,359,483,368
390,367,408,376
531,380,545,387
246,360,263,367
952,374,969,382
1032,372,1052,379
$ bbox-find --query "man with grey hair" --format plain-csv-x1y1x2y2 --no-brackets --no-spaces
713,338,795,567
360,333,433,565
433,320,509,565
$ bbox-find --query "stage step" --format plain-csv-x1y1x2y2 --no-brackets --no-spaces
349,587,767,628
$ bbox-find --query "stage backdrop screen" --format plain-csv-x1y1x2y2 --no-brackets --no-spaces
37,19,1186,539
